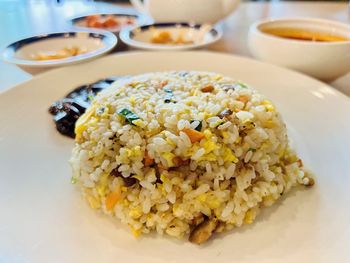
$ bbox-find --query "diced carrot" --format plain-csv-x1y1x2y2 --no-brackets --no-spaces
173,157,182,166
86,15,98,24
173,157,189,167
157,163,166,170
238,95,249,103
158,80,168,89
144,151,154,167
151,31,172,44
87,21,94,27
126,19,134,24
90,21,103,28
103,16,118,28
182,128,205,143
297,159,303,167
201,85,214,93
105,188,121,211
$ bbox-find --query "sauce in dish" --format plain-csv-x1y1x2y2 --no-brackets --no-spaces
32,46,87,61
151,30,194,45
262,27,349,42
85,15,135,30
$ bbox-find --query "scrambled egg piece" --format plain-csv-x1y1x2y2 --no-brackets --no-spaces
161,152,176,166
129,206,142,219
202,140,219,153
262,100,275,112
87,195,101,209
222,147,238,163
130,226,142,237
197,193,221,209
244,210,255,224
96,173,109,196
75,105,97,141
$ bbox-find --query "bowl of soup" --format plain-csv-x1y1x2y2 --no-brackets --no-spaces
248,18,350,81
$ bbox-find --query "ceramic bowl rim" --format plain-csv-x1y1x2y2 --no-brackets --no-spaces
1,30,117,67
249,17,350,46
119,22,223,51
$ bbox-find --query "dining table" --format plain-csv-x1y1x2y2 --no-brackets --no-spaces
0,0,349,95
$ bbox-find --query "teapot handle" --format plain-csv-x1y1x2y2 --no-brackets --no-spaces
130,0,147,14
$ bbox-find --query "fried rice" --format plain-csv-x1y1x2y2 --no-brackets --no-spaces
69,71,314,244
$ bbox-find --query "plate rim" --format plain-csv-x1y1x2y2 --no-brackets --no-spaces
1,30,118,67
1,50,349,104
119,26,223,51
1,50,350,262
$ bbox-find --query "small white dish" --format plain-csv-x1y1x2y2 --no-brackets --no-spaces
120,23,222,51
1,30,117,75
248,17,350,81
70,13,149,35
70,12,149,50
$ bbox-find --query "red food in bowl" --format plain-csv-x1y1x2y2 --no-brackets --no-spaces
85,15,135,30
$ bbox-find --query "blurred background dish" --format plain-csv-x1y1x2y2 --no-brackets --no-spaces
0,1,350,94
70,12,150,50
1,51,350,262
248,17,350,81
1,30,117,75
130,0,240,24
120,23,222,51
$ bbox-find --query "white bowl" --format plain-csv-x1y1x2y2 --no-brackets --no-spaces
1,30,117,75
70,12,150,35
130,0,240,24
120,23,222,51
70,13,150,51
248,18,350,81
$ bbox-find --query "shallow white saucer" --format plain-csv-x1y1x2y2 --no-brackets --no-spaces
120,23,222,51
1,30,117,74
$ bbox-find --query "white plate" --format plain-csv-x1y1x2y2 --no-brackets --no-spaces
1,51,350,263
120,23,222,50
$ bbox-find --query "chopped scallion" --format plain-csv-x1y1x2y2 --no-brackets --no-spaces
117,108,140,125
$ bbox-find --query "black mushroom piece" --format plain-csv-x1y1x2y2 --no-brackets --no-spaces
305,177,315,187
191,213,205,226
52,104,81,138
123,177,137,187
162,86,176,104
48,77,123,138
110,167,122,177
178,71,189,77
221,82,247,92
221,84,236,92
214,221,225,233
110,168,137,187
217,109,233,119
190,120,202,131
189,218,218,245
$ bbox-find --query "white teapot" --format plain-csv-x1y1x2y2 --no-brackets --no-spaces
130,0,240,24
